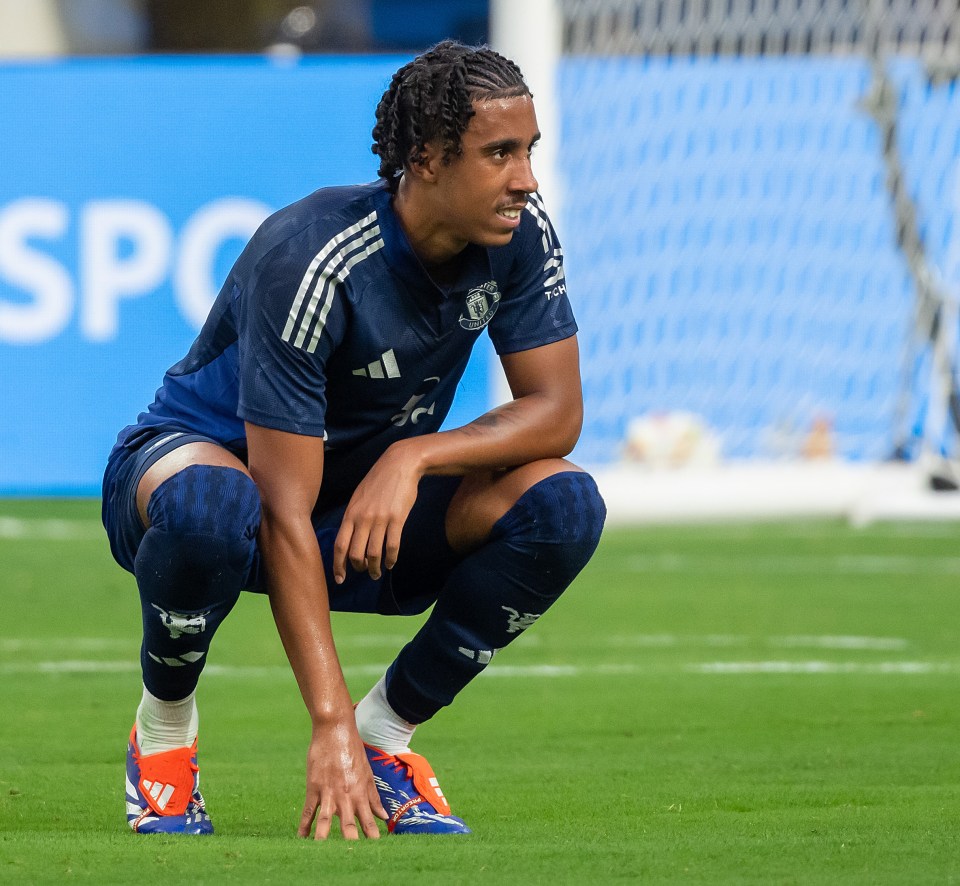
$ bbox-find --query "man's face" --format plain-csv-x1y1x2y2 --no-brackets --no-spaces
427,94,541,254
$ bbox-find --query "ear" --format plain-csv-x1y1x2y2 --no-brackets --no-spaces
407,140,443,184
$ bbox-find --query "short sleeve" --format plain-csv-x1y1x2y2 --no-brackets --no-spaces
487,193,578,355
236,243,348,437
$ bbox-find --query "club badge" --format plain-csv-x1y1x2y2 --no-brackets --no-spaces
459,281,501,330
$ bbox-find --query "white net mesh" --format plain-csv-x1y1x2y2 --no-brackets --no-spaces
557,0,960,466
562,0,960,58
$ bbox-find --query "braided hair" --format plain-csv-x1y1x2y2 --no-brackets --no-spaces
372,40,530,192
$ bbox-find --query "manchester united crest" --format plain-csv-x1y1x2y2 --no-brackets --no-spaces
458,281,501,330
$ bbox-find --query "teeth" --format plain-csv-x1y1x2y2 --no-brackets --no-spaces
499,209,520,219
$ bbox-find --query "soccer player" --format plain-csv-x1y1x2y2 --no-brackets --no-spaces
102,40,605,839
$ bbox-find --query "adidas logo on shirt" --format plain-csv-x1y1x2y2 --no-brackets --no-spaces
353,348,400,379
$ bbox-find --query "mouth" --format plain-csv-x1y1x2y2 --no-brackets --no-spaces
495,205,525,226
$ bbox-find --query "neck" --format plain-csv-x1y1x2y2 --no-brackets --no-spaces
393,176,467,269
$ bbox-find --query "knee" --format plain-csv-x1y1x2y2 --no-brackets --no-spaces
137,465,260,587
498,470,606,574
147,465,260,539
571,472,607,551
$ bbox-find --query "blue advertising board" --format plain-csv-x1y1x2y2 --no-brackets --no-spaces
0,56,494,494
4,54,958,492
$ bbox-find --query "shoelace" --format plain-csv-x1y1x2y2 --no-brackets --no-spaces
370,750,415,779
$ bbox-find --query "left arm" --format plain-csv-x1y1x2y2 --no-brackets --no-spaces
412,333,583,471
332,334,582,582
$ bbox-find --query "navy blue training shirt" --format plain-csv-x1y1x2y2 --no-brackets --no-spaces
117,180,576,507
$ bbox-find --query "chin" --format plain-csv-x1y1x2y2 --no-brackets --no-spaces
477,228,517,247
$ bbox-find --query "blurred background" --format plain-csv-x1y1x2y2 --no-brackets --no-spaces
1,0,960,523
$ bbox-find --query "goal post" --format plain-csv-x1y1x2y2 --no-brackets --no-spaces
496,0,960,474
489,0,564,222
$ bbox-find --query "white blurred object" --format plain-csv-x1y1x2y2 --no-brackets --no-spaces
591,460,960,525
0,0,67,57
623,411,721,469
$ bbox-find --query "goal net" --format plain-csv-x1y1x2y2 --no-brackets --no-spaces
556,0,960,470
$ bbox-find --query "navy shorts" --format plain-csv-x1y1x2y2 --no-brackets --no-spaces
102,427,464,616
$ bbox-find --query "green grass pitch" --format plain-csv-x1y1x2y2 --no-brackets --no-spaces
3,498,960,883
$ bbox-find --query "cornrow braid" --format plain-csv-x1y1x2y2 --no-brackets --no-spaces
372,40,530,192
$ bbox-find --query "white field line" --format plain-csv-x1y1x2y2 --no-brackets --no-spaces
2,516,954,552
613,522,960,540
0,517,103,541
626,554,960,574
0,638,133,653
604,634,909,650
1,634,910,654
0,634,939,678
1,515,957,542
690,661,954,674
0,635,413,654
769,635,908,650
1,659,957,677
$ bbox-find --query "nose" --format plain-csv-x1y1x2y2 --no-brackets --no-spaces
513,154,538,195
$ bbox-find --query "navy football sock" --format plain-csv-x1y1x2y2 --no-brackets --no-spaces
385,471,606,723
134,465,260,701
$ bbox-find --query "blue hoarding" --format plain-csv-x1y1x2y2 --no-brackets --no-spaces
0,56,494,494
5,54,958,492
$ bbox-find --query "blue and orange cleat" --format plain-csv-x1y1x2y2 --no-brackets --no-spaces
125,725,214,834
364,743,471,835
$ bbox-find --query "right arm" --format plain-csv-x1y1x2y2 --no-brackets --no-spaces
246,422,387,840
